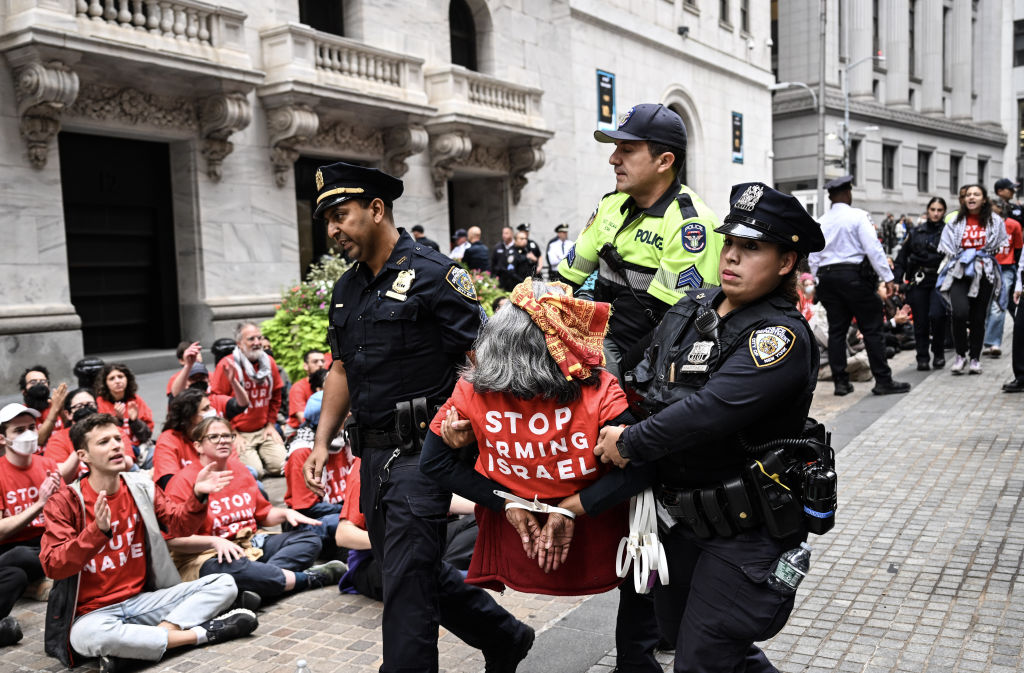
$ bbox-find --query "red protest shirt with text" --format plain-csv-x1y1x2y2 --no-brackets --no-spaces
995,217,1023,265
75,478,148,616
165,457,272,538
210,357,283,432
95,395,155,446
430,373,629,500
284,446,351,510
287,378,313,428
153,429,200,486
960,215,987,250
338,457,364,530
0,455,61,543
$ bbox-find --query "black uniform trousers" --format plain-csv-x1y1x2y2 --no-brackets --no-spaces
0,544,44,619
948,275,994,360
360,448,525,673
1012,300,1024,380
816,268,893,385
905,283,946,363
653,524,800,673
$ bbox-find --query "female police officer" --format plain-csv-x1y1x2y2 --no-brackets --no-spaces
587,182,826,673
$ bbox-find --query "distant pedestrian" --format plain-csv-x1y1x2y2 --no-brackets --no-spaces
410,225,440,252
545,223,574,280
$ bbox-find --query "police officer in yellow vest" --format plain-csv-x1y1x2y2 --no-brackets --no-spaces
558,103,722,379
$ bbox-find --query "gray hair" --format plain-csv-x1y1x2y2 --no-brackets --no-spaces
233,321,260,342
463,281,591,403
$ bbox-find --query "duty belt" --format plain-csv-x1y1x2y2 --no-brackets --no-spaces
348,396,444,456
818,263,862,272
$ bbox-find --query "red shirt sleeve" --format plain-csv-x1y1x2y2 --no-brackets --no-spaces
133,395,154,432
1011,219,1023,249
596,371,630,426
339,462,364,530
288,379,311,428
266,357,283,422
154,479,208,538
39,489,111,581
429,379,470,435
210,358,233,396
284,447,316,510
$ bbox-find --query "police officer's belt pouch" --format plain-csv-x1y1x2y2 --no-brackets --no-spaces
747,449,803,539
346,418,363,458
394,401,416,453
858,257,879,284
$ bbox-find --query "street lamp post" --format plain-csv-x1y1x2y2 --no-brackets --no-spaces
769,80,823,215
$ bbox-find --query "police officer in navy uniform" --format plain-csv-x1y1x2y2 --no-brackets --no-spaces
303,162,533,673
809,175,910,396
593,183,827,673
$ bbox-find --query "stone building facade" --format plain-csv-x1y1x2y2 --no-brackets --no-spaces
773,0,1012,220
0,0,773,387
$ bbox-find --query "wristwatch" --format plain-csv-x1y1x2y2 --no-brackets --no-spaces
615,429,631,459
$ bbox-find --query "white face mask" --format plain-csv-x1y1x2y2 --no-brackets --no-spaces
202,408,218,419
10,429,39,456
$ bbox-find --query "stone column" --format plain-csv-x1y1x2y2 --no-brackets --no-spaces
974,0,1002,124
919,0,944,115
949,0,972,119
847,0,874,98
885,0,909,107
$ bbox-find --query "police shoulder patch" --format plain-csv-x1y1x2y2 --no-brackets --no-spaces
566,244,576,267
446,266,478,301
749,326,796,368
682,223,706,252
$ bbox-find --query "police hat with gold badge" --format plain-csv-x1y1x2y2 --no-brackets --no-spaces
715,182,825,256
313,162,404,219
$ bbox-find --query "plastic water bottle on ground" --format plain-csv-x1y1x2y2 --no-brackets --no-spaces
296,660,312,673
766,541,812,595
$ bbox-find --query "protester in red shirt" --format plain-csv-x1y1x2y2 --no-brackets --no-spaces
421,279,650,596
287,350,326,429
164,417,345,601
45,389,134,480
94,364,154,450
153,389,249,489
210,322,285,478
983,203,1024,356
39,413,255,668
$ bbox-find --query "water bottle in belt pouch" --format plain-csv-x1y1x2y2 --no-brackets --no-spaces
746,448,803,539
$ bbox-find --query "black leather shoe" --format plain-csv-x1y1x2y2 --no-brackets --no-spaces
0,615,22,647
872,380,911,395
231,590,262,613
484,625,535,673
932,356,945,369
1003,379,1024,393
916,360,930,371
833,382,854,396
98,656,121,673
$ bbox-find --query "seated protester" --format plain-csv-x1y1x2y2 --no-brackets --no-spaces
39,413,257,670
164,417,346,602
45,389,134,479
94,363,154,454
337,457,479,602
260,335,292,433
0,543,34,647
283,378,350,550
421,279,651,594
287,349,326,430
167,341,200,399
168,346,251,408
153,389,247,490
210,323,285,479
19,365,68,448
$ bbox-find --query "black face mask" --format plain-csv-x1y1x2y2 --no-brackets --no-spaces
72,405,99,424
188,379,209,392
263,346,274,358
23,385,51,411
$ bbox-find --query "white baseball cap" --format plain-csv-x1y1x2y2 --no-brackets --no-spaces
0,403,41,424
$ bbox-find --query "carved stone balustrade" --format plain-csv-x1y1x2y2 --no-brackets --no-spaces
424,65,546,132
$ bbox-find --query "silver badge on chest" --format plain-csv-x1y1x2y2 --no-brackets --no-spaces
679,340,714,373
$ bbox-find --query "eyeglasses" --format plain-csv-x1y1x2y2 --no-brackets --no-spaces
69,402,93,412
203,433,235,443
26,379,48,387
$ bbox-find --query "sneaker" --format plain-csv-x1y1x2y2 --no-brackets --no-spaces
197,608,258,645
98,656,121,673
916,360,930,371
1002,379,1024,393
951,355,966,375
982,345,993,356
833,382,854,396
0,615,23,647
305,559,348,589
989,346,1001,358
872,380,911,395
484,625,535,673
932,356,946,369
968,359,982,375
231,590,262,613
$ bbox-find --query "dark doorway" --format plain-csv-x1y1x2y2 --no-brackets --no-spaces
447,176,507,249
450,0,478,71
58,132,180,353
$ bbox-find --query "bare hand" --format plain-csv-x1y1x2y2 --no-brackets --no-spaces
193,462,233,496
1015,290,1021,304
303,444,329,498
126,400,139,421
284,509,322,527
94,491,111,532
594,425,629,468
536,513,575,573
263,424,281,442
440,407,474,449
505,506,541,560
113,402,127,419
884,281,897,298
49,383,68,414
37,471,61,504
894,304,912,325
183,341,202,368
211,536,245,563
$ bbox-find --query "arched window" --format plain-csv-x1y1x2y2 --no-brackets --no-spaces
450,0,478,71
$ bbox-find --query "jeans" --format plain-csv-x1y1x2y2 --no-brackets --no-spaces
983,266,1018,348
297,501,343,546
949,275,994,359
69,573,236,661
199,528,322,599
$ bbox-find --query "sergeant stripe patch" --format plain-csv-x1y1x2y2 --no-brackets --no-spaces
675,265,704,289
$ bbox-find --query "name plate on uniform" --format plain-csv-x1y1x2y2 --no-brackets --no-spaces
679,340,714,373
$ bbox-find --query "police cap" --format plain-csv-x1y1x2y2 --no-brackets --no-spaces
994,177,1019,192
824,174,854,193
594,103,687,153
313,161,404,219
716,182,825,255
554,223,569,233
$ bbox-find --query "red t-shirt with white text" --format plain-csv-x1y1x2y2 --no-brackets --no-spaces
284,446,351,510
210,357,283,432
961,215,986,249
76,479,147,616
0,455,61,543
995,217,1023,265
165,458,272,538
338,458,364,530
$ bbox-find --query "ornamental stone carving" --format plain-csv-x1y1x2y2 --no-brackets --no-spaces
383,124,428,178
429,132,472,200
509,145,546,205
199,93,252,182
13,61,80,169
462,143,511,173
66,83,199,129
265,104,320,187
